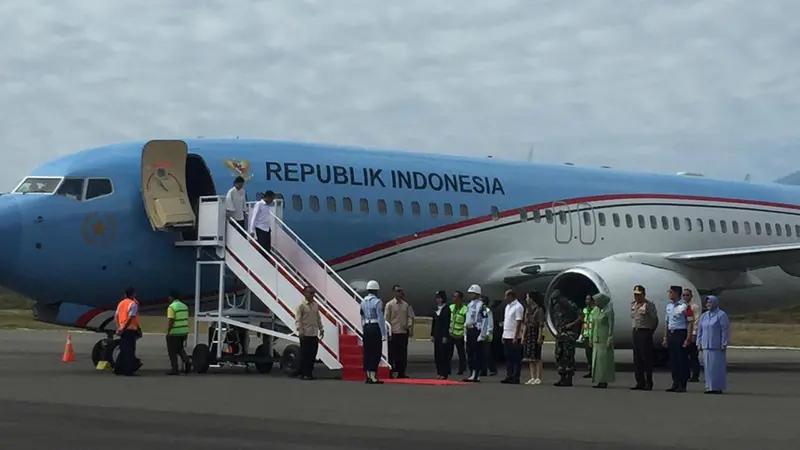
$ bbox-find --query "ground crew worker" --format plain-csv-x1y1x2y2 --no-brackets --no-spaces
580,295,596,379
664,285,694,392
295,285,323,380
551,290,582,387
360,280,387,384
463,284,489,382
114,287,141,376
447,291,468,375
685,288,702,382
630,285,659,390
385,284,413,379
165,291,191,375
479,295,497,377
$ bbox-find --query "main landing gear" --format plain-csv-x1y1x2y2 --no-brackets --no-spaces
90,333,121,369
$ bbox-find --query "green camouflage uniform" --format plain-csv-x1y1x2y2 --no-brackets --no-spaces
552,299,581,376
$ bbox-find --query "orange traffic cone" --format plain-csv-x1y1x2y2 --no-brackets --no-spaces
62,332,74,362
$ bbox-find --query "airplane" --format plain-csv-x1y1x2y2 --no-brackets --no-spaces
2,138,800,368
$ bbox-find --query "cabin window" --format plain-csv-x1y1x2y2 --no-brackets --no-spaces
326,196,336,212
796,225,800,237
309,195,320,212
533,209,542,223
755,222,762,235
519,208,527,222
708,219,716,232
411,201,421,216
673,217,681,231
558,210,567,225
598,212,606,227
342,197,352,212
394,200,404,216
545,210,554,224
459,204,469,217
720,220,727,234
13,176,62,194
625,214,633,228
661,216,669,230
444,203,453,217
775,223,782,237
56,178,85,201
732,221,739,234
684,217,692,231
637,214,645,229
744,221,752,235
292,194,303,211
377,199,387,215
430,203,439,217
359,198,369,214
696,218,704,232
785,224,792,237
85,178,113,200
582,211,590,226
765,223,772,236
612,213,620,227
490,206,499,221
649,215,657,229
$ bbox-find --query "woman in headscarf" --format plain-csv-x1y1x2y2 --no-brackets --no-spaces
521,291,545,385
589,293,615,388
696,295,729,394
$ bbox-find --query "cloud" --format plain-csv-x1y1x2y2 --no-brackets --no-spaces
1,0,798,190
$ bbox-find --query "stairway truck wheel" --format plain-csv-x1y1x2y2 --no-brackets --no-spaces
281,344,301,377
254,344,274,374
192,344,212,374
91,338,120,368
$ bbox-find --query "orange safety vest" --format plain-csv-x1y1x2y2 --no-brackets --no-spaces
115,298,140,330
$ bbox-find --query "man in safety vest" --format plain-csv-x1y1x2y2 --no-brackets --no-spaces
580,295,596,379
114,287,141,376
447,291,468,376
166,291,191,375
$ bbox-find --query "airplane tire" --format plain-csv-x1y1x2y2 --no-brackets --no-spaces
192,344,212,374
91,338,120,369
254,344,273,374
281,344,301,377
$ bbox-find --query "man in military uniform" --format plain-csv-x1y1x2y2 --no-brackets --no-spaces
551,290,583,387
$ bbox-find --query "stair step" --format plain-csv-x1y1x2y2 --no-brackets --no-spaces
338,334,360,346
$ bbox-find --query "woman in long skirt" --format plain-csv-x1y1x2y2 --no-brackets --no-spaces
696,295,729,394
589,293,615,388
521,292,545,385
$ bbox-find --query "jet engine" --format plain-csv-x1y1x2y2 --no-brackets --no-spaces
544,260,699,350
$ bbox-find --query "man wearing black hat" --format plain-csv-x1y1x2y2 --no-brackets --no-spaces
430,290,451,379
630,285,659,390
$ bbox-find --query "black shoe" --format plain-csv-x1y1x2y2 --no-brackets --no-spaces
644,384,653,391
457,371,465,375
554,374,567,387
583,373,592,379
593,383,608,389
563,376,573,387
630,385,645,391
182,359,192,374
397,374,410,379
166,371,179,376
689,377,700,383
665,387,678,392
489,371,498,376
500,378,512,384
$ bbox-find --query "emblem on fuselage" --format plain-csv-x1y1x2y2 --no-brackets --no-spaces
223,157,254,181
81,212,116,246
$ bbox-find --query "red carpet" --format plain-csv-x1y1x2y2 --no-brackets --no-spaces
382,378,469,385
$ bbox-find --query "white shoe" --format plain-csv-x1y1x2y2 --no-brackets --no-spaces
533,378,542,385
525,378,535,385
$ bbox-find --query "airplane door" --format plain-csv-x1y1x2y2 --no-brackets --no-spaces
552,201,572,244
273,195,284,221
577,202,596,244
141,140,196,231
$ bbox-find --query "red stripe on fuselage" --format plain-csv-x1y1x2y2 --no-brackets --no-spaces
328,192,800,265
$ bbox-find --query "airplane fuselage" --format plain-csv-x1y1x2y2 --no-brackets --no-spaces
1,138,799,334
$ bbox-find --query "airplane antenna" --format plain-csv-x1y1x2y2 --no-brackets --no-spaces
527,145,534,162
744,173,751,182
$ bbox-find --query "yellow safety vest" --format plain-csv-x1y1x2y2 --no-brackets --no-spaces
449,304,467,337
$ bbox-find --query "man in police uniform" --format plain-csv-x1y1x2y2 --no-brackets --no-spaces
551,290,583,387
463,284,489,382
630,285,659,390
663,285,694,392
165,291,191,375
360,280,387,384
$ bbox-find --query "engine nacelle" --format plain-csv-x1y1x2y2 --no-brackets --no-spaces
544,260,699,349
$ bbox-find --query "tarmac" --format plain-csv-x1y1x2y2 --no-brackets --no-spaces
0,330,798,450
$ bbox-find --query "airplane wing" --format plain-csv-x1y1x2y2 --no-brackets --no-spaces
664,243,800,271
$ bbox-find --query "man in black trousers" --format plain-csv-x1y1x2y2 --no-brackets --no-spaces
500,289,524,384
630,285,659,390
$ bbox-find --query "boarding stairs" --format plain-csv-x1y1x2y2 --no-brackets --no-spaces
177,195,390,380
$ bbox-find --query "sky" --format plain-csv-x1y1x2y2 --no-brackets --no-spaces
1,0,799,191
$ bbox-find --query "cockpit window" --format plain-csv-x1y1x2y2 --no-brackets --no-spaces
86,178,113,200
56,178,85,201
14,177,63,194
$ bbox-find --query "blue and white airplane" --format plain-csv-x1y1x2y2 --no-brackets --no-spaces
2,138,800,359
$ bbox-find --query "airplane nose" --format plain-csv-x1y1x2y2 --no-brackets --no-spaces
0,195,21,283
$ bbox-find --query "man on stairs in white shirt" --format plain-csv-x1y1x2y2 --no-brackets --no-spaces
249,190,275,252
225,176,248,229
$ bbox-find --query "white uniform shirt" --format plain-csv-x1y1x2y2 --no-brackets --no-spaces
502,299,524,339
225,186,247,221
249,199,273,234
